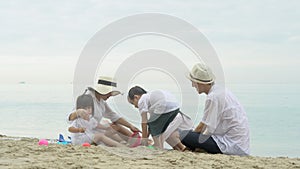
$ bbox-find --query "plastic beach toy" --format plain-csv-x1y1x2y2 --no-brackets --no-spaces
57,141,69,145
38,139,49,146
82,142,91,147
147,145,155,150
57,134,71,145
128,132,142,148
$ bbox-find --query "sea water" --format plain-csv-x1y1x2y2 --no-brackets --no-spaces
0,83,299,157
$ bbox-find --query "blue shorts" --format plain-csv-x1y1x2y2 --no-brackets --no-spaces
148,109,179,136
180,130,222,154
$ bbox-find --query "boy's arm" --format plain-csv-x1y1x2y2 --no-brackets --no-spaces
68,126,85,133
141,112,148,146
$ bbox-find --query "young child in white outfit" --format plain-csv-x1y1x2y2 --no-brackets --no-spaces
68,94,124,147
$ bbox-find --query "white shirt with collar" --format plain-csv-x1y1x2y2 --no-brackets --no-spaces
201,84,250,155
138,90,180,115
138,90,193,142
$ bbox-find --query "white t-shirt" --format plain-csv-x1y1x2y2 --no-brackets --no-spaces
67,89,121,124
138,90,180,115
201,84,250,155
70,117,98,145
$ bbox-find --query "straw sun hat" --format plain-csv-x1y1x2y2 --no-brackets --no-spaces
187,63,215,84
88,76,121,96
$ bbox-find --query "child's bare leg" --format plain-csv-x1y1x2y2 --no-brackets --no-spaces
94,133,124,147
166,131,186,151
104,128,124,142
111,123,132,141
106,133,124,143
152,135,164,149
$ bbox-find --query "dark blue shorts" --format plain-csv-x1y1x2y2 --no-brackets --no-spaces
180,130,222,154
148,109,179,136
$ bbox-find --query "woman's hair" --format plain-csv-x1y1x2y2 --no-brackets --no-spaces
128,86,147,100
76,94,94,116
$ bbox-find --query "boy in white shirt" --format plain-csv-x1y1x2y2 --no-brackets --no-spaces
127,86,193,151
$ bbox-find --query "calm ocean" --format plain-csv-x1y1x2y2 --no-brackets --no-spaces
0,84,299,157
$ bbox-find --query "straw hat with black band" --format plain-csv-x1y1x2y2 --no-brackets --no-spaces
88,76,121,96
187,63,215,84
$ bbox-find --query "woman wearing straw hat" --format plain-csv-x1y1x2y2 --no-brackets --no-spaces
180,63,250,155
67,76,140,142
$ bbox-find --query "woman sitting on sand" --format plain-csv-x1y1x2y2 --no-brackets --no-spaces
67,76,140,144
127,86,193,151
180,63,250,155
69,94,124,147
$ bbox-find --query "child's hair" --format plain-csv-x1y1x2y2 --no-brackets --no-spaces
76,94,94,116
128,86,147,100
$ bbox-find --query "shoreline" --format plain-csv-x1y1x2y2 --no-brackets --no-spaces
0,135,299,169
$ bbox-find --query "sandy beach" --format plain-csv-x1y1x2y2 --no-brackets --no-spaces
0,134,299,169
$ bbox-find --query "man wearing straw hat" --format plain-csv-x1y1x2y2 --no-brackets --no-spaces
180,63,250,155
67,76,140,142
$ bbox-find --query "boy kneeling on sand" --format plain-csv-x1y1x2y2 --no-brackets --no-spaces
127,86,193,151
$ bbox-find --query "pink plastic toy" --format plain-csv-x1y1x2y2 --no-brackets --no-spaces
38,139,49,146
128,132,141,148
82,142,91,147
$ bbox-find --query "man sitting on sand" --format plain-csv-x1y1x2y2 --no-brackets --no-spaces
180,63,250,155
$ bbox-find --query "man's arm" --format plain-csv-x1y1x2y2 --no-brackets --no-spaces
194,122,206,133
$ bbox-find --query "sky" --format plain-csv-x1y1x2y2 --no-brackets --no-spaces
0,0,299,84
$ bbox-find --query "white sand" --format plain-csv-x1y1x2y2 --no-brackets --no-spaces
0,135,299,169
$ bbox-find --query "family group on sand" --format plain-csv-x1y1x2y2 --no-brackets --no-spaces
66,63,250,156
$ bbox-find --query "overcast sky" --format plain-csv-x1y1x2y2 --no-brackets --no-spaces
0,0,299,84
